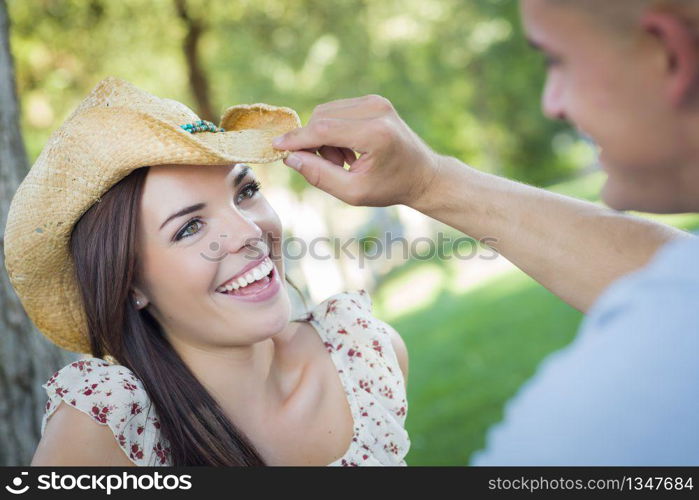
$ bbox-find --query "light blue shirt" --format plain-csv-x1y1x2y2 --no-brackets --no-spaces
470,233,699,465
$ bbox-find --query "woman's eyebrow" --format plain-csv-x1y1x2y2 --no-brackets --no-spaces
159,166,253,232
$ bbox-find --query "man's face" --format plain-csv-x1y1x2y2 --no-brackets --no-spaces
520,0,695,213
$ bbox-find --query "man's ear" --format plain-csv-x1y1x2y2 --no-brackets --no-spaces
641,9,699,106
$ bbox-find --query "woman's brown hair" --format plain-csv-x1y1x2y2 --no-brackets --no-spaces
69,165,306,465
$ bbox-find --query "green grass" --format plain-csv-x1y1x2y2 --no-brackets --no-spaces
373,270,583,465
371,171,699,465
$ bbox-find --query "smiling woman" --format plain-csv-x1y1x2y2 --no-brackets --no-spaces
4,77,410,466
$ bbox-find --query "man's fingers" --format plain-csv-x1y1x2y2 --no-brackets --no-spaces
318,145,346,167
311,94,386,115
283,150,354,201
274,117,371,153
340,147,358,166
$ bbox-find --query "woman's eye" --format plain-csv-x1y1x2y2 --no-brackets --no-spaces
173,181,261,242
236,180,261,204
175,218,203,241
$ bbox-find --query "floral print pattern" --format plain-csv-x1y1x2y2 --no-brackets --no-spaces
41,359,171,466
41,289,409,466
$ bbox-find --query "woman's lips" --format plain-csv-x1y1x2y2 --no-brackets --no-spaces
217,264,281,303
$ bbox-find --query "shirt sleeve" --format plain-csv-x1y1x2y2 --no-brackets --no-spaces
470,237,699,466
41,358,172,466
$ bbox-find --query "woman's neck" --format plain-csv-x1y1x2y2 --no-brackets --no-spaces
171,320,306,416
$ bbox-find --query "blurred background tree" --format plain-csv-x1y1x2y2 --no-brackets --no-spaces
1,0,77,467
4,0,697,465
9,0,588,183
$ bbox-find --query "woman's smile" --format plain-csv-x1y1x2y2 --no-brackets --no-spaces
216,261,281,303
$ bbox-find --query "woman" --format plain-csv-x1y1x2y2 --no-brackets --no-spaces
4,77,409,466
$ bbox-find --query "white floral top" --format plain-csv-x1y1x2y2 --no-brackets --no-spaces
40,289,410,466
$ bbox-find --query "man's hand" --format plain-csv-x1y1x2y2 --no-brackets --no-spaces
272,94,441,208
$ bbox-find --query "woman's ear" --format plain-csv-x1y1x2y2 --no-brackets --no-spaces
641,9,699,107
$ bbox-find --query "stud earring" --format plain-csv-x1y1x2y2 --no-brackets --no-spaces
135,299,142,307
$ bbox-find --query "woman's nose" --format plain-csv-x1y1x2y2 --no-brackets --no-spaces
218,213,264,255
542,73,566,121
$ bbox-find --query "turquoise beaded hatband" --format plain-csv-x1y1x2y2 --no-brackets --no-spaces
180,120,225,133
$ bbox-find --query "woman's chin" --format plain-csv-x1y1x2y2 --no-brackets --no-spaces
215,287,292,335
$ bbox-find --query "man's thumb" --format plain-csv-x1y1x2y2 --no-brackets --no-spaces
283,151,350,199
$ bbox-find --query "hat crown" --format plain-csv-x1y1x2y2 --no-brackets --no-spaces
67,76,200,128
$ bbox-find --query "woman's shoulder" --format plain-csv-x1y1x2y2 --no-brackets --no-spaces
304,289,407,379
302,288,373,322
41,357,172,466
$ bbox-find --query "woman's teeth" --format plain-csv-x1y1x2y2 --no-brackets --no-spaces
217,258,274,293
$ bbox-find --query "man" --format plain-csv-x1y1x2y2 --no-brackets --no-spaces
272,0,699,465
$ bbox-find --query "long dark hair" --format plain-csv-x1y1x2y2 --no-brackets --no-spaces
69,165,306,466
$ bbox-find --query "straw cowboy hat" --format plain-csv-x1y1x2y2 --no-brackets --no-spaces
3,76,301,354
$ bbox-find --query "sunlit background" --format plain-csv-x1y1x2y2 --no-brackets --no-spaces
8,0,699,465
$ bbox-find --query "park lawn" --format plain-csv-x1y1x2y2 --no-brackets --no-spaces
371,171,699,466
373,269,583,465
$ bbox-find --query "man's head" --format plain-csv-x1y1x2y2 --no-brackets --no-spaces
520,0,699,213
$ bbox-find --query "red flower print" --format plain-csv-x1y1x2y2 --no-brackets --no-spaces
347,348,362,358
136,425,144,435
123,382,138,392
372,340,383,355
92,405,110,423
131,402,142,415
355,318,369,329
325,299,338,315
337,328,349,335
358,379,373,394
130,444,144,460
384,442,400,455
379,385,394,399
55,386,68,398
153,442,171,465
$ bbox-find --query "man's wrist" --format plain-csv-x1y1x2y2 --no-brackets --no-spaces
406,152,448,213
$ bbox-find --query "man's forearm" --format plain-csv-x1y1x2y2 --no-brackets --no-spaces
410,155,690,312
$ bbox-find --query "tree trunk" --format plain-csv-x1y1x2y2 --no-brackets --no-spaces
174,0,216,122
0,0,77,466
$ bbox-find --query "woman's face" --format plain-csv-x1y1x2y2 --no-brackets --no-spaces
134,163,291,351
